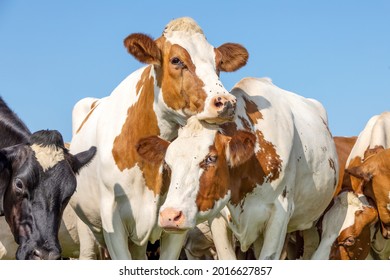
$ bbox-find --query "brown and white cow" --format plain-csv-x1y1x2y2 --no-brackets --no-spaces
346,112,390,239
311,112,390,259
137,77,338,259
69,17,248,259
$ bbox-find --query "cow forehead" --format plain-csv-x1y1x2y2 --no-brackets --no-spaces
165,119,218,166
30,144,65,172
165,32,216,66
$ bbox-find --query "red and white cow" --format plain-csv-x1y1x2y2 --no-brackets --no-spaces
346,112,390,239
69,17,248,259
310,190,377,259
137,77,338,259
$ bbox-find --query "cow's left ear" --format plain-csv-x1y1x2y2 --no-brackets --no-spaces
0,150,11,216
226,130,256,167
216,43,249,72
136,136,170,165
67,146,97,174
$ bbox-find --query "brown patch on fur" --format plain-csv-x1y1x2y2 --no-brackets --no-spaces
255,130,282,182
159,43,207,114
76,102,99,134
244,97,263,125
216,43,249,72
330,205,377,260
197,135,230,212
333,136,357,196
90,100,98,110
112,68,163,195
136,66,152,95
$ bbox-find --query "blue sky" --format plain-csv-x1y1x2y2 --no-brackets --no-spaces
0,0,389,142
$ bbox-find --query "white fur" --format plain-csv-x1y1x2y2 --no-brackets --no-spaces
31,144,64,172
160,77,338,259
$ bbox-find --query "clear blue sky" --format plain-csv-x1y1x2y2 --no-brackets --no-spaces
0,0,389,142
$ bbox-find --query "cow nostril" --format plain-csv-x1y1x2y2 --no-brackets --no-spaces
215,101,223,108
174,211,183,222
33,249,42,260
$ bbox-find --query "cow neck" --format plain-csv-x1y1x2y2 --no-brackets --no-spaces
112,65,186,196
219,95,282,208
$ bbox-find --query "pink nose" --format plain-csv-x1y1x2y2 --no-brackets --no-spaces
210,95,236,120
159,208,185,230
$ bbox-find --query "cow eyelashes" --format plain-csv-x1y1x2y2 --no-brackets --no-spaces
170,57,185,68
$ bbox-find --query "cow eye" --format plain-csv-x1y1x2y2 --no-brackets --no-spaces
171,57,185,67
14,178,24,193
344,236,355,247
205,155,217,165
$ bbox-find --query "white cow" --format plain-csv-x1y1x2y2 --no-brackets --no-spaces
137,77,339,259
69,17,248,259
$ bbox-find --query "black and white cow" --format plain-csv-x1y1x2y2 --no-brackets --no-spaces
0,97,96,259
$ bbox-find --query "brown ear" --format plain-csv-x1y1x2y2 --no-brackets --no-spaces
136,136,170,164
124,33,161,65
226,130,256,167
346,165,373,182
217,43,249,72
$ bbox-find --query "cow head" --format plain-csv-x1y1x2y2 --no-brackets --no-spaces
346,147,390,239
124,17,249,123
137,117,256,231
0,130,96,259
323,192,378,260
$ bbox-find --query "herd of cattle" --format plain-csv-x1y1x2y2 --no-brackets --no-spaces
0,17,389,260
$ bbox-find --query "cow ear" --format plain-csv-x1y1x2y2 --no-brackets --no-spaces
136,136,170,165
124,33,161,66
346,165,373,182
217,43,249,72
226,130,256,167
0,151,11,216
67,146,97,174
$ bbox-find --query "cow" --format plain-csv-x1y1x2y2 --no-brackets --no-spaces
69,17,249,259
345,112,390,239
311,190,378,259
311,112,390,259
137,77,338,259
0,204,103,259
0,97,96,259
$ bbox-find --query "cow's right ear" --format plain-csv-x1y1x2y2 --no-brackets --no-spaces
124,33,161,66
0,151,11,216
226,130,256,167
136,136,170,165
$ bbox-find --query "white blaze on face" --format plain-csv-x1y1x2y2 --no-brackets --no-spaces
31,144,65,172
163,18,233,119
160,117,218,227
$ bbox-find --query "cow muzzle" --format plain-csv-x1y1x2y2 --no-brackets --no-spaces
159,207,187,232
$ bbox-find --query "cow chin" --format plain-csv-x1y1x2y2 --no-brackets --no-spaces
16,239,61,260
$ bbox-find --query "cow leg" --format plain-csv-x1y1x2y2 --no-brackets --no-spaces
101,206,132,260
159,231,187,260
209,215,236,259
77,218,100,260
259,202,291,260
302,226,320,259
128,242,148,260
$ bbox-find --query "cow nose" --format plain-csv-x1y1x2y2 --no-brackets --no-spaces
159,208,185,230
32,248,61,260
211,95,237,121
